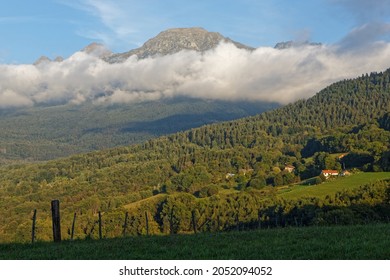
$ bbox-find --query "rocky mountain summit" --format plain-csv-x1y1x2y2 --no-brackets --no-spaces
274,40,322,49
106,27,254,63
33,27,254,65
81,42,112,58
33,55,63,66
33,43,110,65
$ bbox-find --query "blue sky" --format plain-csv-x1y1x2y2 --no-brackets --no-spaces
1,0,390,108
1,0,389,64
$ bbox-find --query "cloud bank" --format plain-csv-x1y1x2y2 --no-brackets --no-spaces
1,35,390,109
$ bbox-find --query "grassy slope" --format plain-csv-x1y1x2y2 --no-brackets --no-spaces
123,194,167,210
1,224,390,260
278,172,390,199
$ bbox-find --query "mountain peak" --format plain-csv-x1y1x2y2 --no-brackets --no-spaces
33,55,52,66
160,27,207,33
81,42,112,58
106,27,254,63
33,55,64,66
274,40,322,50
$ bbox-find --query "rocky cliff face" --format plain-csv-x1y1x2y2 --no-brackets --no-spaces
106,27,254,63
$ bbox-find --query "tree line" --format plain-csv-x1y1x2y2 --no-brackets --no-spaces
10,179,390,243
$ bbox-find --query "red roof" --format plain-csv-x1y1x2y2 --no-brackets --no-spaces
322,170,339,174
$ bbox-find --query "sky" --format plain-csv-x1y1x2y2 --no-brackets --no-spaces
2,0,388,64
0,0,390,108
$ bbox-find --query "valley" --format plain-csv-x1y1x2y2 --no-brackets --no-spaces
0,98,278,162
0,26,389,262
0,69,389,245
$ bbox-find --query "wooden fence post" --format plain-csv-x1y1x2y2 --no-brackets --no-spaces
169,206,175,235
257,210,262,229
98,211,102,239
123,212,128,237
51,200,61,242
191,210,197,234
145,211,149,236
31,209,37,244
71,213,77,241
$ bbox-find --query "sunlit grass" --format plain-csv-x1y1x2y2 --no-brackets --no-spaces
1,223,390,260
279,172,390,199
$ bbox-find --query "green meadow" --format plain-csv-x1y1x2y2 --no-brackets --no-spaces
278,172,390,199
1,223,390,260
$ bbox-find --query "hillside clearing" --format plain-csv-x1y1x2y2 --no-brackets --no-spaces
278,172,390,199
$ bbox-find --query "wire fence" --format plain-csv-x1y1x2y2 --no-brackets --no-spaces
26,198,390,244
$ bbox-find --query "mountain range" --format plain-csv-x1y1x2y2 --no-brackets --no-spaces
0,27,389,244
3,28,279,163
34,27,254,64
106,27,254,63
4,27,388,168
35,27,319,64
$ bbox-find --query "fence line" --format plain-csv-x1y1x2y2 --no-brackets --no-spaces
26,199,390,243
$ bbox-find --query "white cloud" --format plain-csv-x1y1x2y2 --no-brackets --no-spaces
0,34,390,108
0,89,33,108
337,22,390,52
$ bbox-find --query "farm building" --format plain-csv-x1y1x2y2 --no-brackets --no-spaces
321,170,339,178
340,170,351,176
284,165,295,173
225,173,235,179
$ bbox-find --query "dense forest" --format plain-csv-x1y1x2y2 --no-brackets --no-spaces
0,98,277,163
0,70,389,242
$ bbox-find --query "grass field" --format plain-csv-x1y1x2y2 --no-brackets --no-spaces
1,223,390,260
278,172,390,199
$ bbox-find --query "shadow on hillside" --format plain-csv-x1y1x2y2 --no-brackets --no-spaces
83,99,280,136
245,203,390,230
119,113,228,134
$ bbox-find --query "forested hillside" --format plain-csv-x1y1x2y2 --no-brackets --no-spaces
0,98,277,163
0,70,389,242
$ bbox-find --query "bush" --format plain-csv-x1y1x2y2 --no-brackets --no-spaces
195,185,219,198
314,176,323,185
248,176,267,189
